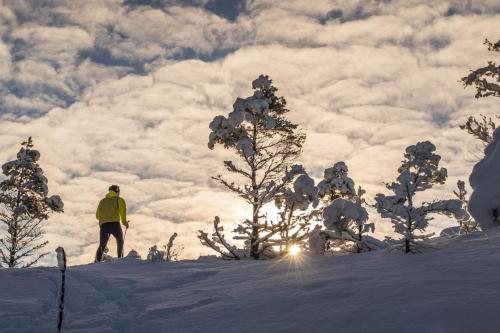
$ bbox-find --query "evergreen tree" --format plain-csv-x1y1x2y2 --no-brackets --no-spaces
375,141,466,253
198,75,305,259
0,137,64,267
309,162,380,254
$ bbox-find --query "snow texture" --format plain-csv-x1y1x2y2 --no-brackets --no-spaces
323,198,368,233
2,231,500,332
317,161,355,199
469,127,500,229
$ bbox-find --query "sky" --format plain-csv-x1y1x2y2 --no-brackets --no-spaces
0,0,498,265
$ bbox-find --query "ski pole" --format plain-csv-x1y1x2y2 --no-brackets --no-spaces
122,221,129,257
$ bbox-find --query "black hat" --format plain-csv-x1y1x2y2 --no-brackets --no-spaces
109,185,120,193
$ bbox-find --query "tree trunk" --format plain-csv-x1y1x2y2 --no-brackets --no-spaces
8,220,17,267
356,225,362,253
9,172,24,267
406,186,413,254
250,121,259,259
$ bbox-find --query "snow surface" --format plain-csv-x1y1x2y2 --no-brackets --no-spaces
2,231,500,333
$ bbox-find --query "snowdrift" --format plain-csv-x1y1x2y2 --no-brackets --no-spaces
2,231,500,333
469,127,500,229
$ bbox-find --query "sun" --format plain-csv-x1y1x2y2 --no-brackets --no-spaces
288,245,301,256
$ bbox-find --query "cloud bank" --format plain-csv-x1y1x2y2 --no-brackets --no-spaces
0,0,498,265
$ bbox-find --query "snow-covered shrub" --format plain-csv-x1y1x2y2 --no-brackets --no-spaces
147,245,165,262
147,233,183,262
200,75,306,259
126,249,141,259
310,162,379,254
0,137,64,267
375,141,467,253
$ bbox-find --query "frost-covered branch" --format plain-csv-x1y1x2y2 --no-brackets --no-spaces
462,39,500,98
197,216,242,260
460,115,496,145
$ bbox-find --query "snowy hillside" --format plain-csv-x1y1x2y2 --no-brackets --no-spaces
2,231,500,333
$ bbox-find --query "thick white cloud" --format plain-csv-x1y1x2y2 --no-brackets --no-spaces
0,0,498,265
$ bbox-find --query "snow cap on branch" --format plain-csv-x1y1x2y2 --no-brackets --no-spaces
208,75,281,153
317,161,356,199
252,74,272,89
276,165,318,210
323,198,368,233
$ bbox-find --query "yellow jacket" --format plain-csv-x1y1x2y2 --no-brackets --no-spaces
96,191,128,227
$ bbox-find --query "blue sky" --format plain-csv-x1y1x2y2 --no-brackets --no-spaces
0,0,498,264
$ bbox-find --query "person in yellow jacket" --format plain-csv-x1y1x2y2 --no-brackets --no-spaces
95,185,129,261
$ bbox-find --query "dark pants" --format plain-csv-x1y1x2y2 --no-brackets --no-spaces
96,222,124,262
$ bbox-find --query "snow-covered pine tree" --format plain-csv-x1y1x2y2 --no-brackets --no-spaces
199,75,305,259
464,39,500,231
0,137,64,267
375,141,467,253
309,162,380,254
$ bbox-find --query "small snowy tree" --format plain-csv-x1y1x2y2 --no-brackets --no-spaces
375,141,467,253
147,245,165,262
0,138,64,267
309,162,380,254
452,180,479,234
147,232,183,262
200,75,305,259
